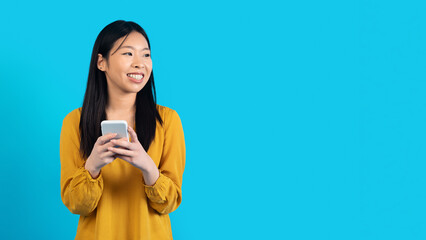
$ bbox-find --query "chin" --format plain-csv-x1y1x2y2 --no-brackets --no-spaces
131,85,147,93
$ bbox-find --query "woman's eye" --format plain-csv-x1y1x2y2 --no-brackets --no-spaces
123,52,133,56
144,53,151,57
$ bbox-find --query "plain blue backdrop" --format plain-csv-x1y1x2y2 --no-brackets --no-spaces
1,0,425,239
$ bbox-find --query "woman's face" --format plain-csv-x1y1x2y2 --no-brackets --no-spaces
98,31,152,94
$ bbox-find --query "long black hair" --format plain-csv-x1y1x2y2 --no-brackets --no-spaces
80,20,163,159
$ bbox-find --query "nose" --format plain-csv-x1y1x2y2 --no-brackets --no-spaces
132,60,144,68
131,57,145,69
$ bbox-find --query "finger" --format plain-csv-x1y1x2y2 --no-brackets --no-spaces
116,137,129,144
100,150,116,158
104,156,116,164
100,141,118,152
111,138,133,150
108,146,134,157
98,133,118,145
98,151,116,162
115,154,132,162
128,126,139,143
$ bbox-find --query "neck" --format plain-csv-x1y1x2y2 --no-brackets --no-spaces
105,87,137,115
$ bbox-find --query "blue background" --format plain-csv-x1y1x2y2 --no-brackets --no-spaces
1,0,425,239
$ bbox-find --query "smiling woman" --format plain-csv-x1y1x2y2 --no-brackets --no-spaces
59,20,186,240
98,32,152,94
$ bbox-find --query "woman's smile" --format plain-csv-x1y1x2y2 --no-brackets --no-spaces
127,73,144,83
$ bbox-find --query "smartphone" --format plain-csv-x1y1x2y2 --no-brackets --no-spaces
101,120,129,144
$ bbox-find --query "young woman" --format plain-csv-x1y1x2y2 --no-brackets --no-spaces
60,20,185,239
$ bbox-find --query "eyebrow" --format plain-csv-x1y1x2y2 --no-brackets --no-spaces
119,46,150,51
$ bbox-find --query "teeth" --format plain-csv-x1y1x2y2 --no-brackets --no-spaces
127,74,143,80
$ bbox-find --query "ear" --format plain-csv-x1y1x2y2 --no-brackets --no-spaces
97,53,106,71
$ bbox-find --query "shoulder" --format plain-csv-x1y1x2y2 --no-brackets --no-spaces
156,104,183,128
156,104,179,118
62,107,82,129
60,107,82,142
63,107,82,122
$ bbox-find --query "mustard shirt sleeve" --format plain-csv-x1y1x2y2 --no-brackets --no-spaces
60,111,103,216
144,109,186,215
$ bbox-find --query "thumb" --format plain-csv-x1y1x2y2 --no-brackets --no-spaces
128,126,139,143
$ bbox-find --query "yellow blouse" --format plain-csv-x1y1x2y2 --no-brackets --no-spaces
60,105,185,240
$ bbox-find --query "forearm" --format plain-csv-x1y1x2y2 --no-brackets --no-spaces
140,156,160,186
85,157,101,179
141,109,185,214
144,173,182,214
61,167,104,216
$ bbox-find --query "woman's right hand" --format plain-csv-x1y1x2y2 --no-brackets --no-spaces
84,133,118,178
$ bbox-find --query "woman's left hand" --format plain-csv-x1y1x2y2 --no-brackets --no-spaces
108,126,154,172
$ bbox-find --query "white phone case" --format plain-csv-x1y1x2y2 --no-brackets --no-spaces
101,120,129,141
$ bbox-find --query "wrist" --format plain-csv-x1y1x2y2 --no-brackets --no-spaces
85,160,100,179
137,153,152,172
140,157,156,174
